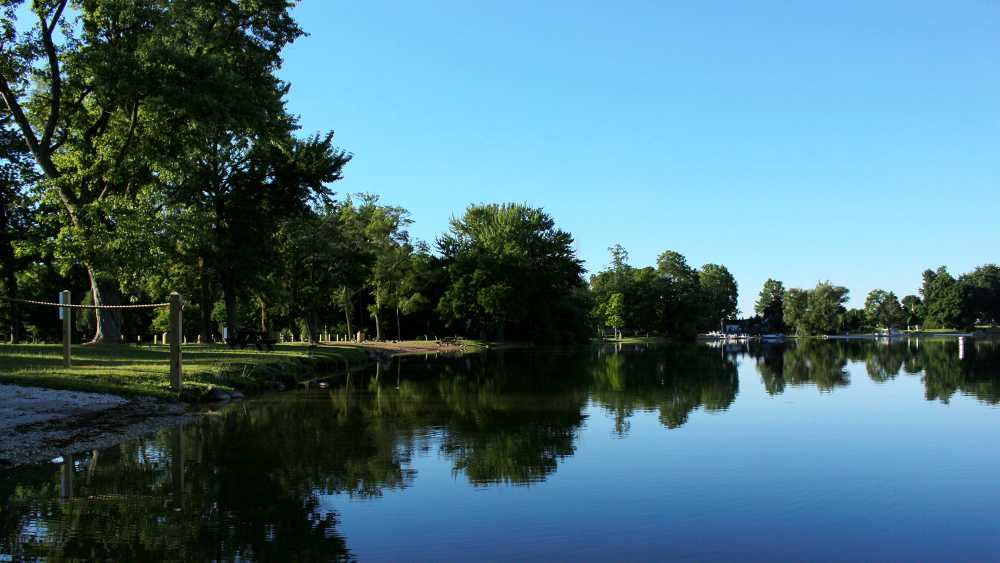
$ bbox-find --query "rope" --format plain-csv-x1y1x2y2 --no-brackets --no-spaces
0,296,169,309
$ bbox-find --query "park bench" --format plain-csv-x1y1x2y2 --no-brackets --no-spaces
227,329,277,352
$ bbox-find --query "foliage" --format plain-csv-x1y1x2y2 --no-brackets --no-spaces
901,294,923,327
697,263,738,330
783,282,849,335
755,278,785,333
436,203,589,343
598,292,625,338
964,264,1000,325
920,267,975,329
864,289,904,329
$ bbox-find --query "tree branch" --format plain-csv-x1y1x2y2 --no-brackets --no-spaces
0,75,62,179
111,100,139,174
39,0,68,149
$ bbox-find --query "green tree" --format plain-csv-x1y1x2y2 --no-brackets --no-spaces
755,278,785,333
656,250,702,339
864,289,904,329
436,203,588,343
0,0,307,342
965,264,1000,325
841,308,868,333
599,292,625,339
802,282,849,335
783,288,808,335
901,295,923,328
0,115,39,341
697,264,738,331
920,267,974,329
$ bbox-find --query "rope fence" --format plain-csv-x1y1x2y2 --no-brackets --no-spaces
3,290,185,391
0,296,169,309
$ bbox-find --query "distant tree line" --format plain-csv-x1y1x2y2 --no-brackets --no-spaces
750,264,1000,336
589,245,738,339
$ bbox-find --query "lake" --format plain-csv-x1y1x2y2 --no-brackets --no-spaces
3,338,1000,561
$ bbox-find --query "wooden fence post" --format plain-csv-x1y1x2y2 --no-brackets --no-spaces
61,290,71,367
170,292,183,390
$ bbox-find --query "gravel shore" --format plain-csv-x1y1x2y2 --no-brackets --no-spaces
0,384,193,468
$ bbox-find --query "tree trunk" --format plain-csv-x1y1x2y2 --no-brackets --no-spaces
89,269,123,344
0,196,22,343
306,311,319,344
396,306,401,342
342,288,353,340
259,297,268,334
373,289,382,341
199,256,211,344
222,277,238,341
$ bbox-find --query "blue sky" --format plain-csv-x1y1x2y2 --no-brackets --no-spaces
278,1,999,314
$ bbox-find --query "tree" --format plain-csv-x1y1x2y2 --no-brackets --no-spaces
864,289,904,330
275,199,364,344
600,292,625,339
656,250,702,339
604,244,635,295
0,0,306,342
436,203,588,343
360,197,415,341
901,295,923,328
755,278,785,333
920,267,974,329
841,308,868,333
697,263,738,330
965,264,1000,326
0,115,38,342
783,282,849,335
783,288,808,335
625,267,666,335
802,282,849,335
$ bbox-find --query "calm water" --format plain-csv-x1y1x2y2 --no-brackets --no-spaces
3,339,1000,561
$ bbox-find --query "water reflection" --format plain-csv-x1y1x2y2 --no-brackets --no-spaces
3,338,1000,559
590,343,738,434
745,338,1000,405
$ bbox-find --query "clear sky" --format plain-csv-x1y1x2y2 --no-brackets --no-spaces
278,1,999,314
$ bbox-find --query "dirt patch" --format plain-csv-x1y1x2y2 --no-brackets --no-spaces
0,385,192,468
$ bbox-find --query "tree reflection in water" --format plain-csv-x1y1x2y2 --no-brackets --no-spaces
589,343,738,434
746,337,1000,405
3,338,1000,559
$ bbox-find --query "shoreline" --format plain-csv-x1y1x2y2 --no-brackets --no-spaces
0,384,192,468
0,339,499,468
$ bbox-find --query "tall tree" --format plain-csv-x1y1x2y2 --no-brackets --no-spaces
0,115,37,341
864,289,904,329
0,0,305,342
436,203,588,343
783,288,808,335
755,278,785,333
801,282,849,335
920,267,974,329
901,294,923,328
655,250,702,339
600,292,625,339
697,263,738,330
965,264,1000,326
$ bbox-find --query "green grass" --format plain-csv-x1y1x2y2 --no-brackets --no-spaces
0,343,370,401
594,336,667,344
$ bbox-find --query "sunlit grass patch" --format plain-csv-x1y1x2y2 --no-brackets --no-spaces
0,343,369,400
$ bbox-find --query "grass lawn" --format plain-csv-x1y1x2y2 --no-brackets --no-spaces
595,336,666,344
0,343,370,400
